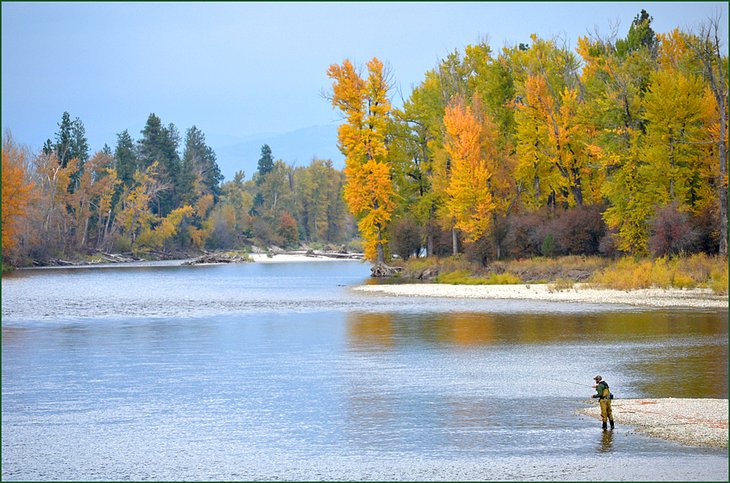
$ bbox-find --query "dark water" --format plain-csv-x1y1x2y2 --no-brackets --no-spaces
2,261,728,481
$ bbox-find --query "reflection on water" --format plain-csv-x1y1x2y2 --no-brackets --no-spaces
346,311,727,398
2,262,728,480
599,430,615,453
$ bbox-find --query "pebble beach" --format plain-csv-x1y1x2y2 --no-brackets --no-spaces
578,398,728,448
353,283,729,309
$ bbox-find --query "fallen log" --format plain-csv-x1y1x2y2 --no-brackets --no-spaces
182,253,251,265
371,262,403,278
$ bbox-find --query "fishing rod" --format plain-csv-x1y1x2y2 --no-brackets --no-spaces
545,377,594,388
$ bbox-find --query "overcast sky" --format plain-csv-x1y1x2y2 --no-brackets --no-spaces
3,1,728,168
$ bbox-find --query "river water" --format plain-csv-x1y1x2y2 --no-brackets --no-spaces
2,260,727,481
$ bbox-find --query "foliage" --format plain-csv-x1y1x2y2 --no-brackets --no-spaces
390,217,423,261
590,254,728,293
648,203,699,257
1,133,35,259
436,269,521,285
3,9,728,272
327,57,396,263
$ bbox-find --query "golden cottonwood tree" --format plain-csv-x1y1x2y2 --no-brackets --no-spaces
442,96,497,242
70,152,120,249
512,35,596,208
114,162,165,245
327,58,395,263
1,134,35,257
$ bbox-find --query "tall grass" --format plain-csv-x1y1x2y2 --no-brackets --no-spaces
396,253,727,294
589,254,728,294
436,270,521,285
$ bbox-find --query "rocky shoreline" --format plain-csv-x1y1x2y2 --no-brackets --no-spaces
578,398,728,448
353,283,729,309
17,248,364,269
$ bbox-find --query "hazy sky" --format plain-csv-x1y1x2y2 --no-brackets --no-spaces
2,1,728,168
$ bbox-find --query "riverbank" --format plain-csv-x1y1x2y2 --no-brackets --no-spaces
353,283,729,308
5,249,363,270
578,398,728,448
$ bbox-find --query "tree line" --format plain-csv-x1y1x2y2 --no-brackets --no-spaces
327,11,728,264
3,10,727,268
2,113,354,266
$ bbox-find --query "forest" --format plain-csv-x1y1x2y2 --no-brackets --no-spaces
2,11,728,269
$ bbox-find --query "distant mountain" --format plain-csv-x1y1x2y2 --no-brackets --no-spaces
214,124,344,181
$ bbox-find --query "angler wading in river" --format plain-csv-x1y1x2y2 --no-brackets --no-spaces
592,375,615,430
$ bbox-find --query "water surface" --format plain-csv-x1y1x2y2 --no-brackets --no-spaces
2,261,727,480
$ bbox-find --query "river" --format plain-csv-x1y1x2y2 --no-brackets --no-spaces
2,260,727,480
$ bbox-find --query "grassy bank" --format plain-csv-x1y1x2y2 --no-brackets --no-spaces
394,254,728,295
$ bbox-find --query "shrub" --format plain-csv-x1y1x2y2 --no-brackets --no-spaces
504,211,546,258
390,217,423,260
552,205,606,256
435,269,521,285
277,212,299,248
464,234,495,266
690,203,721,254
548,278,574,292
589,255,728,293
648,203,699,257
541,233,556,257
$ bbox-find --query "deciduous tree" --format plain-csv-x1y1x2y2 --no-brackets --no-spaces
327,57,395,263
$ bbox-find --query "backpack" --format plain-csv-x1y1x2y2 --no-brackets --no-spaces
599,381,615,399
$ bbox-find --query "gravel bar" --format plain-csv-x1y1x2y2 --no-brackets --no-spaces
354,283,729,309
578,398,728,448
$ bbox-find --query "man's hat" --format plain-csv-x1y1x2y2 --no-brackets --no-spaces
594,375,602,382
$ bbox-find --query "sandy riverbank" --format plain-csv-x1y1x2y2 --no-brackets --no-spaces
578,398,728,448
248,253,363,263
353,283,729,309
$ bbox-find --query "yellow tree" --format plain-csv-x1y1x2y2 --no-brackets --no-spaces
70,151,120,249
685,19,729,256
327,57,395,263
1,133,35,259
512,35,597,208
114,162,166,245
443,96,497,243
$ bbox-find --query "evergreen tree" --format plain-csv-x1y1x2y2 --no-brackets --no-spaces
70,117,89,166
181,126,222,201
114,129,138,188
54,111,74,168
256,144,274,182
137,114,180,216
616,9,658,57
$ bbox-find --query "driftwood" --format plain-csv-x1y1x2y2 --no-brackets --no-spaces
371,262,403,278
182,253,250,265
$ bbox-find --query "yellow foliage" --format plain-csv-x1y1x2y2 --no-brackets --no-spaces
443,97,497,242
328,57,395,262
590,255,728,293
137,205,194,249
1,137,35,255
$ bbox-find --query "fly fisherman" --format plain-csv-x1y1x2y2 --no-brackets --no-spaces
592,375,614,430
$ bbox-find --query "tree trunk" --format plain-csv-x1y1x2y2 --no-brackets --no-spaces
451,226,458,256
376,229,385,264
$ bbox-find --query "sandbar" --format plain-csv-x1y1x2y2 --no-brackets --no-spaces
353,283,729,309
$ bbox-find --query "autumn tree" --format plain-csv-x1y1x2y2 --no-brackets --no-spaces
512,35,596,208
69,151,120,249
686,17,729,255
327,57,395,263
443,96,497,243
1,133,35,261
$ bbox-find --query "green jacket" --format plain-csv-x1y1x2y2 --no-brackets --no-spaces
594,381,611,399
